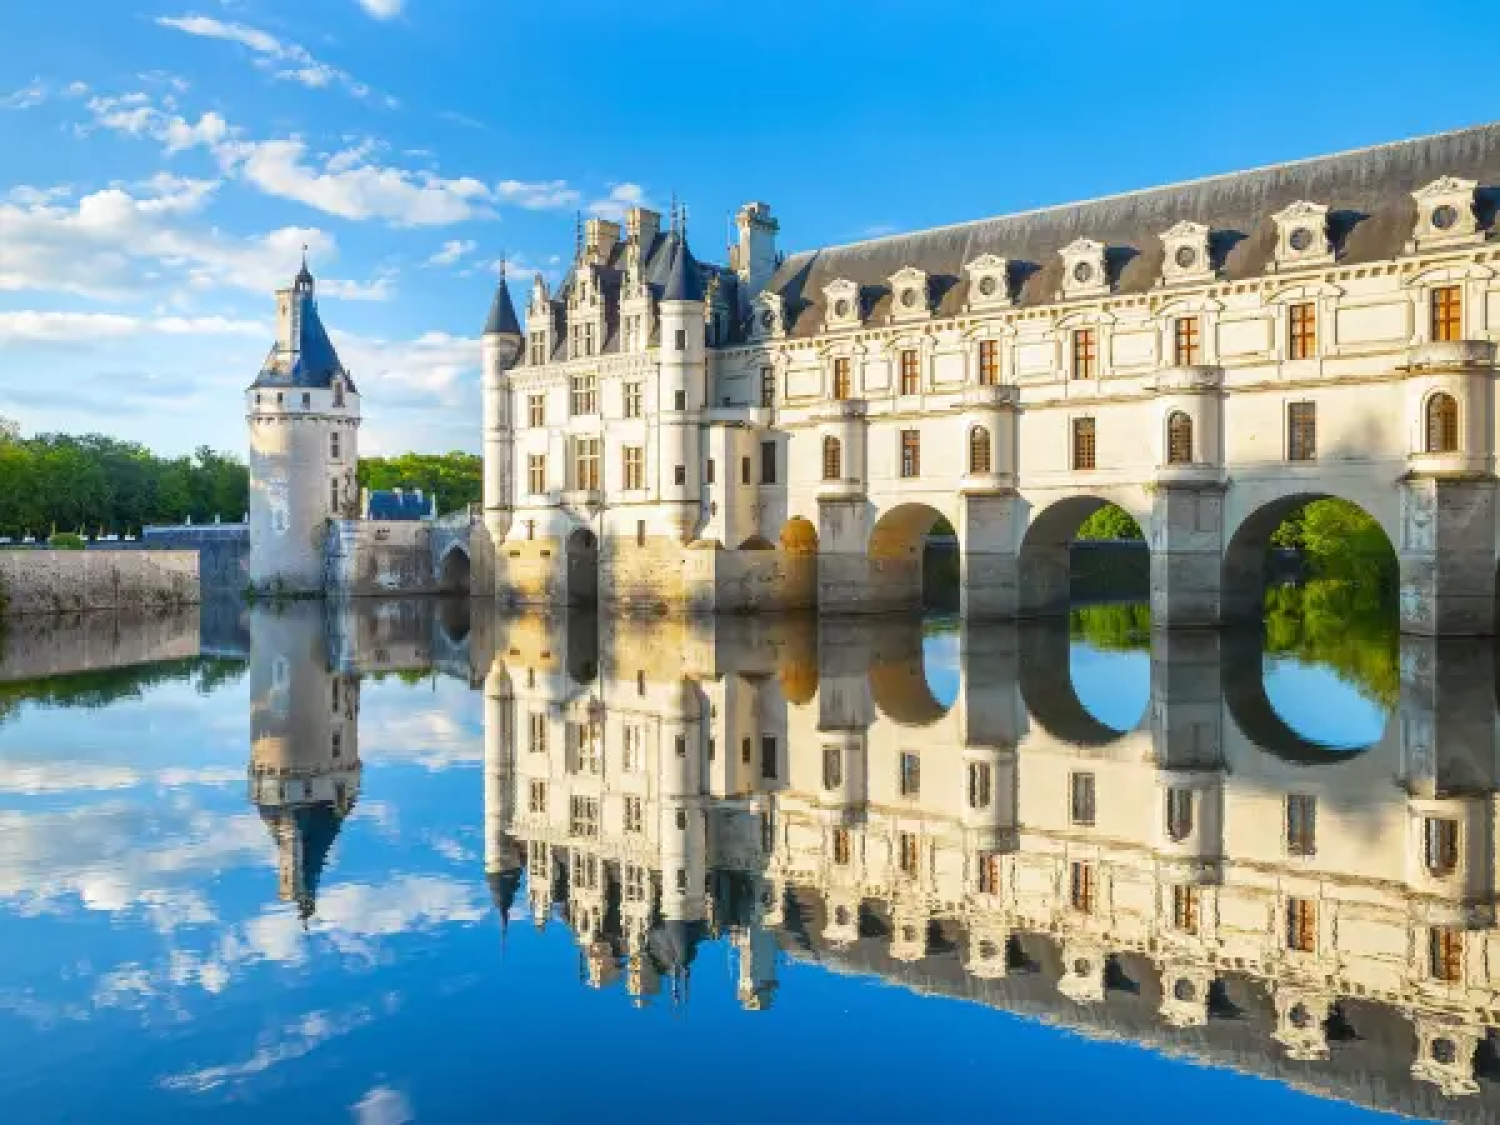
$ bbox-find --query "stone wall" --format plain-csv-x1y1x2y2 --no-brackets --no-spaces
0,550,200,617
140,525,250,593
0,605,200,681
326,519,437,595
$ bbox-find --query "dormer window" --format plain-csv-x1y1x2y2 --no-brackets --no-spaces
823,278,862,331
1271,201,1333,269
750,292,785,341
887,267,930,322
1060,239,1109,299
1410,177,1481,251
1159,221,1213,286
332,379,345,407
965,254,1010,311
529,331,547,366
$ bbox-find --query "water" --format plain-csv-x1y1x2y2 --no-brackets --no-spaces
0,592,1491,1124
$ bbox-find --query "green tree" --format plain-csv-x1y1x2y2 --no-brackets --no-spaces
1075,504,1143,541
357,451,482,515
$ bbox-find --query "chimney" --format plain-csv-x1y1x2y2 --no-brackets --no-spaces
626,207,661,255
733,202,779,298
584,218,621,266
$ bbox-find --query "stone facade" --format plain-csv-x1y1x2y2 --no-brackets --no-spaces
480,124,1500,634
478,609,1500,1112
0,549,199,617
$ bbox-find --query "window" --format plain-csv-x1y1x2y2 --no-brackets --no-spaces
833,357,852,400
623,446,645,490
1166,788,1194,842
760,441,777,485
621,725,643,772
1069,861,1096,913
529,713,547,754
968,426,992,474
330,432,340,460
675,735,686,759
528,454,547,495
1286,897,1316,952
899,832,919,876
968,762,992,809
1431,285,1462,342
1166,411,1193,465
673,464,686,486
833,828,851,866
570,371,598,416
333,381,345,408
528,780,547,814
1287,402,1316,461
636,520,645,546
571,436,600,490
529,332,547,366
740,457,751,485
1286,794,1316,856
331,730,342,758
1426,393,1459,454
331,678,340,713
1430,928,1463,982
741,737,751,765
1069,772,1096,826
568,720,602,775
330,479,340,512
977,852,1002,894
674,328,686,351
673,390,686,411
1172,885,1199,934
623,865,646,903
1424,817,1460,877
978,339,1000,385
822,436,842,481
899,349,920,395
528,394,545,427
822,746,842,790
1173,316,1201,365
1072,417,1097,471
623,382,642,419
761,736,778,781
1071,328,1098,379
569,796,599,839
706,459,715,485
899,430,921,478
570,322,596,359
899,752,921,798
302,392,311,409
624,795,644,834
1289,302,1317,360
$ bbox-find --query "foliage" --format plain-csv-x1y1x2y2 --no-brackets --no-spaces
47,532,85,550
1271,498,1396,588
357,452,482,516
1069,602,1152,649
1076,505,1143,541
1262,580,1398,708
0,657,247,724
0,422,247,539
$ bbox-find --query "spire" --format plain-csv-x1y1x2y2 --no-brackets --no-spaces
295,244,315,292
662,224,705,303
483,259,522,337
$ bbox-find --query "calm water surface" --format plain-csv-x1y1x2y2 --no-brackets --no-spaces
0,593,1491,1124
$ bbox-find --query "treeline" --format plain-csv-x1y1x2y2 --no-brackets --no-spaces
0,431,247,540
357,452,481,515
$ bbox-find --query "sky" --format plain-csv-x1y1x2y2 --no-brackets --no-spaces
2,1,1498,458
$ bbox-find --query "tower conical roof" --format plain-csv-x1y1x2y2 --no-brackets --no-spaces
662,231,705,303
483,271,522,336
252,266,354,391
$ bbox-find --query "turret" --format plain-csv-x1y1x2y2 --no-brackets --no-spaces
246,255,361,594
656,224,707,541
481,264,523,548
731,202,779,303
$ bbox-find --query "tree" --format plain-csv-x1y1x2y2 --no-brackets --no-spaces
1075,505,1143,541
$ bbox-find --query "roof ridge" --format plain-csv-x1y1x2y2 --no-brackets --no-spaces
799,119,1500,259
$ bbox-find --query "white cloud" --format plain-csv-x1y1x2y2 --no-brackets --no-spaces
357,0,406,19
155,15,390,103
587,182,651,220
0,761,248,791
425,240,474,268
1,79,47,110
497,179,581,210
160,1005,385,1093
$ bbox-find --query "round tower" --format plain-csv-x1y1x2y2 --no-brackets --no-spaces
481,264,523,551
655,227,706,542
247,258,361,594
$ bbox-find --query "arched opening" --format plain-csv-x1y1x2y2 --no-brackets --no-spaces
1019,496,1149,617
869,503,959,612
566,528,599,606
1017,618,1148,745
438,545,471,594
1426,391,1459,453
1223,495,1397,753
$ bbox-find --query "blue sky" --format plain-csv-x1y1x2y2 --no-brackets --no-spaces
2,1,1498,457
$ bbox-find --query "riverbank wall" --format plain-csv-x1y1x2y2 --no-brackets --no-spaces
0,550,200,617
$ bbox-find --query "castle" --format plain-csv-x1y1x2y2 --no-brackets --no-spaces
476,122,1500,634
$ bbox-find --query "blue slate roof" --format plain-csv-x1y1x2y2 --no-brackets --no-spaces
662,231,705,303
252,270,355,391
483,273,522,336
367,490,431,521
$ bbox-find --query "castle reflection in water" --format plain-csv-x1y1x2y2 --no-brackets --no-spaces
229,598,1500,1119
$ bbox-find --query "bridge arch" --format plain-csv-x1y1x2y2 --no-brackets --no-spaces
565,527,599,607
867,501,960,612
1018,492,1151,617
1017,619,1147,747
437,543,471,594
